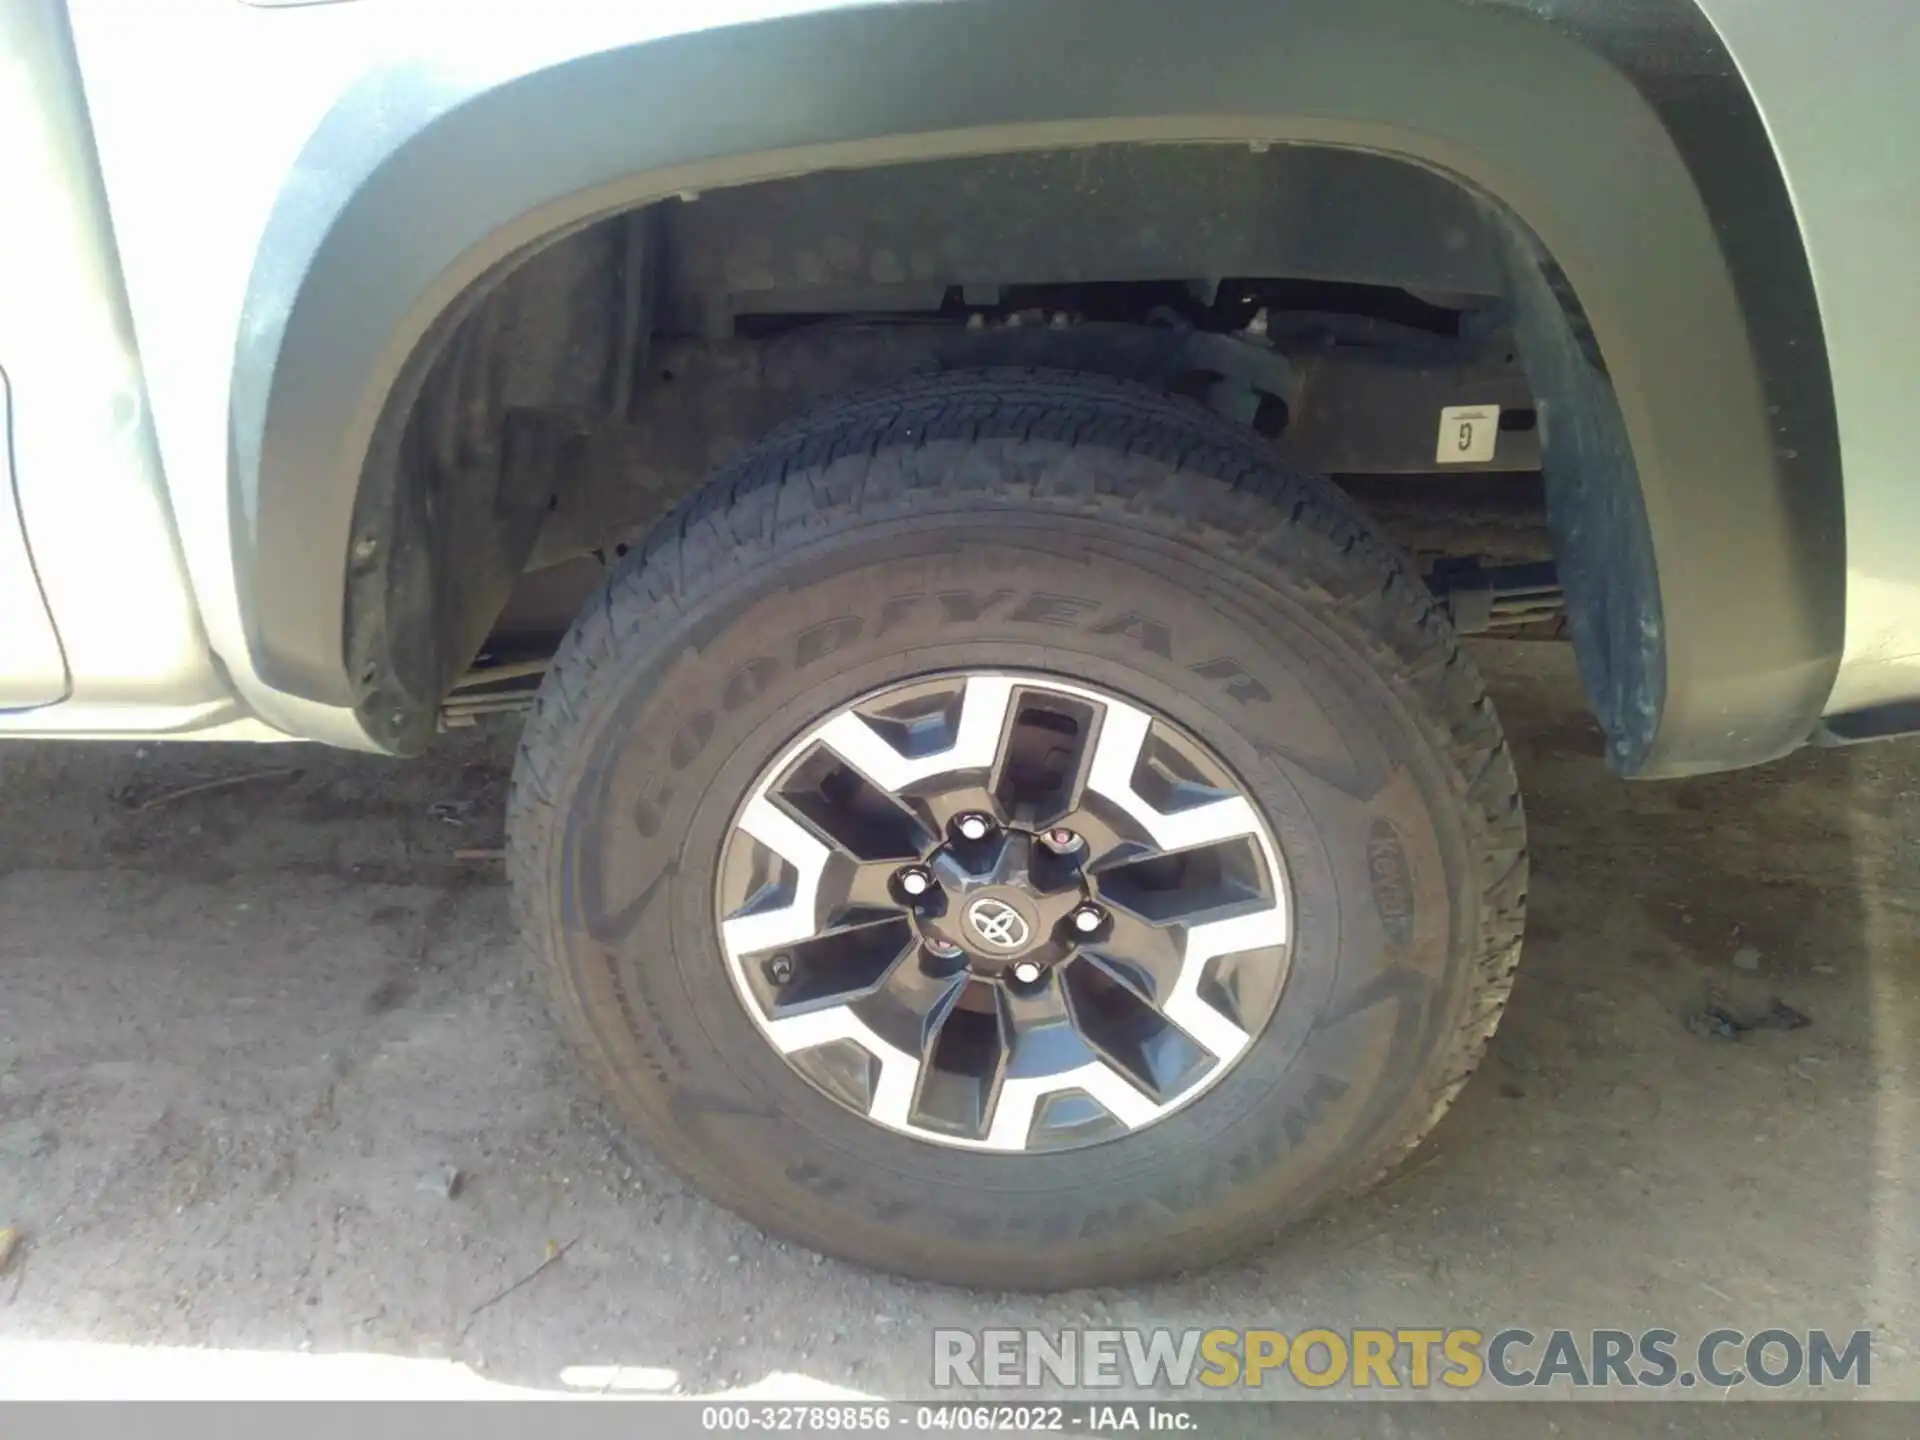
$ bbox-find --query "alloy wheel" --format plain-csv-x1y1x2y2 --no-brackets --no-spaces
715,673,1292,1153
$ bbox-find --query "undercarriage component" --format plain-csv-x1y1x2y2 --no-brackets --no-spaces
440,657,548,728
450,555,1567,727
1426,558,1565,636
655,146,1504,339
1281,345,1540,474
531,318,1531,570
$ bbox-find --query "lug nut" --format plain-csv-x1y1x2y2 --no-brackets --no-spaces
926,938,964,959
1011,960,1043,984
898,868,932,897
1043,827,1083,852
1071,905,1105,934
955,814,992,841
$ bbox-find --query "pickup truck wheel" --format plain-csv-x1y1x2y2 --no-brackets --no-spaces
509,371,1526,1289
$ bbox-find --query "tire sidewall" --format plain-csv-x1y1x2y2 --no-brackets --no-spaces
533,489,1476,1279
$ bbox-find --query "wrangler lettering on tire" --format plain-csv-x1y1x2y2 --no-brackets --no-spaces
510,371,1526,1289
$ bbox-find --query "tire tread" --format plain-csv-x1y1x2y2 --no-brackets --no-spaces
509,369,1527,1280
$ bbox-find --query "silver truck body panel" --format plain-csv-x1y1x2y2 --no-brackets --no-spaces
1697,0,1920,716
0,368,66,708
0,0,1912,748
47,0,820,747
0,0,252,734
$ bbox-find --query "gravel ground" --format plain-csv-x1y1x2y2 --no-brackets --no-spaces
0,641,1914,1410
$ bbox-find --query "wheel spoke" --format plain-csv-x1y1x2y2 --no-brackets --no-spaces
814,675,1031,835
1095,836,1275,927
772,746,935,861
720,671,1293,1154
1080,901,1282,1064
741,917,915,1017
1076,909,1186,1005
1164,908,1287,1063
763,945,968,1130
912,980,1008,1141
760,1004,922,1130
998,968,1094,1075
719,796,832,957
720,797,924,951
1047,795,1162,870
1084,699,1266,856
956,968,1153,1149
989,1024,1158,1146
1059,954,1214,1100
824,856,919,916
986,686,1104,830
853,945,971,1059
1050,700,1270,870
816,675,1015,793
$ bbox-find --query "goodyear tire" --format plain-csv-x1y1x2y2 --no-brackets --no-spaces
509,371,1526,1289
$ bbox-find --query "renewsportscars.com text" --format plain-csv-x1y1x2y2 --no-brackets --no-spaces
932,1327,1873,1391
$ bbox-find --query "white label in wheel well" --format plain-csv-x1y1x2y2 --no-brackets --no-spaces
1437,405,1501,464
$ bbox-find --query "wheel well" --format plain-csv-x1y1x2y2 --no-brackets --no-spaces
235,0,1842,774
365,142,1601,734
236,0,1838,776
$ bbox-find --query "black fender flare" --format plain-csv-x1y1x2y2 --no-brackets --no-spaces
232,0,1843,775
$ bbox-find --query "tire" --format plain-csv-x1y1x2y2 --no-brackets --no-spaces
510,370,1526,1290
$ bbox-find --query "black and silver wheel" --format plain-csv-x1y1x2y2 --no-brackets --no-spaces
512,372,1526,1289
717,672,1290,1152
